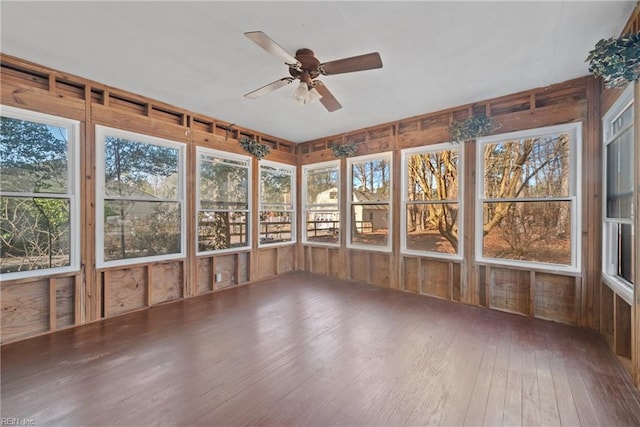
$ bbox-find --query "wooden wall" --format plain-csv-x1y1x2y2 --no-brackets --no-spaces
1,4,639,389
0,54,296,343
297,3,640,387
298,76,594,327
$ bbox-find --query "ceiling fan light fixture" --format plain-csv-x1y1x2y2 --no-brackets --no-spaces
307,87,323,104
293,81,308,104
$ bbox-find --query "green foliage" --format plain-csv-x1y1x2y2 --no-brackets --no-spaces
1,117,72,273
586,32,640,88
260,166,292,205
329,141,357,158
448,114,498,143
239,136,270,160
0,117,68,192
104,137,179,198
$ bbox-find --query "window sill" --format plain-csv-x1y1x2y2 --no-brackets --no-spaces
602,274,633,305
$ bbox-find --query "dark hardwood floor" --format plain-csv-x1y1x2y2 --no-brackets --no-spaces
2,271,640,426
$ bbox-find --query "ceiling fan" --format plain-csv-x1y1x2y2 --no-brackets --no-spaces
243,31,383,112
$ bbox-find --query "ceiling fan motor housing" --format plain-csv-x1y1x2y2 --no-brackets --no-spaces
290,48,321,83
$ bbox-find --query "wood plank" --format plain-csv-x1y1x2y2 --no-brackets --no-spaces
55,276,75,329
150,262,182,305
2,273,640,425
49,278,56,332
103,266,147,316
402,257,420,293
0,78,86,121
535,273,577,324
277,245,295,274
196,257,213,295
310,247,328,275
421,258,450,299
634,80,640,388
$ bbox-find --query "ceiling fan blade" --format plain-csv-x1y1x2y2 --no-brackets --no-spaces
319,52,383,75
312,81,342,112
244,77,294,99
244,31,301,67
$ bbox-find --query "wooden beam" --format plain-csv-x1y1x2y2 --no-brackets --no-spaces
49,278,57,332
633,81,640,387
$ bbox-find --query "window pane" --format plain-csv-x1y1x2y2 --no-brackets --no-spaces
104,136,179,199
0,197,70,273
484,134,570,199
306,211,339,244
352,159,389,202
407,150,458,201
351,204,388,246
261,168,293,205
198,211,248,252
482,201,571,265
406,203,458,254
306,167,339,204
606,128,633,219
618,223,635,285
103,200,181,261
1,117,69,193
200,156,248,209
612,103,633,134
260,211,293,244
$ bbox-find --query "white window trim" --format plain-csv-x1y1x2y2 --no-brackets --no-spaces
475,122,582,274
601,84,634,303
95,125,186,268
258,160,296,248
0,105,80,281
400,142,463,260
196,147,252,255
302,160,340,247
347,152,393,253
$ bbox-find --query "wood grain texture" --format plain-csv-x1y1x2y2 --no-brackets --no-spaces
421,259,450,299
534,273,577,324
55,276,75,328
277,245,295,274
104,266,147,316
489,267,531,316
196,257,213,295
1,280,49,342
149,261,183,304
402,257,420,293
2,272,639,426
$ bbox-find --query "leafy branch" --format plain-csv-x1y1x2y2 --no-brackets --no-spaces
239,136,270,160
587,32,640,89
329,141,357,158
448,114,498,143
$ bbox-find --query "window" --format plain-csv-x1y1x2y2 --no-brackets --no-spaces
96,126,185,267
603,85,634,299
302,161,340,246
347,153,392,251
402,143,462,258
476,123,581,271
197,149,251,253
0,106,80,279
259,161,295,246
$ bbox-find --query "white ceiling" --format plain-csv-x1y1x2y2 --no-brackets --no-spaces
0,1,635,143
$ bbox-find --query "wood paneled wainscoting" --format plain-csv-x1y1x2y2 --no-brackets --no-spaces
2,272,640,426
